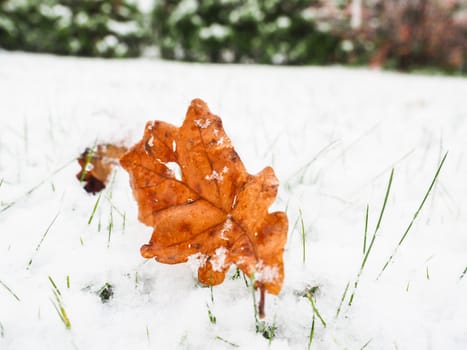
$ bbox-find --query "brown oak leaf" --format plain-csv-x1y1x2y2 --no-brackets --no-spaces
77,144,128,194
120,99,288,316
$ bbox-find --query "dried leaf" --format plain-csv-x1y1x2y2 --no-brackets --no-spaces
120,99,288,315
77,144,128,194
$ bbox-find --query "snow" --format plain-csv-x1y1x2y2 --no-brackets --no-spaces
211,247,228,272
194,118,212,129
206,167,228,182
255,261,280,284
219,215,232,240
0,51,467,350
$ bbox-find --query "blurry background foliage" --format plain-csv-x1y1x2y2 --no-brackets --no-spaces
0,0,148,57
0,0,466,73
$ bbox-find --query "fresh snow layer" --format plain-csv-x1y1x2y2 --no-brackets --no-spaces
0,51,466,350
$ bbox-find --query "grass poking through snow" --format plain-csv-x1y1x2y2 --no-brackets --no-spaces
88,193,102,225
207,304,217,324
460,267,467,280
348,169,394,307
49,276,71,329
377,153,448,279
362,205,369,255
0,279,21,302
0,159,74,215
27,211,60,268
146,325,150,346
299,209,306,264
215,335,239,348
360,338,373,349
307,314,315,350
335,281,350,318
79,147,95,182
305,290,326,328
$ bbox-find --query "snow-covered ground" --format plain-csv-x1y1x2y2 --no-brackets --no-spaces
0,51,466,350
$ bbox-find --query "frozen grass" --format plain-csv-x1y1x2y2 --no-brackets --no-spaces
348,169,394,307
48,276,71,329
0,280,20,302
0,52,466,349
27,211,60,268
377,152,448,279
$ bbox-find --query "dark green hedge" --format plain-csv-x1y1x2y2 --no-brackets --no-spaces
152,0,348,64
0,0,148,57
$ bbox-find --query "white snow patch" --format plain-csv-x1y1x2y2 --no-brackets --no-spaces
205,166,228,182
219,215,232,240
255,261,280,283
194,118,211,129
166,161,182,180
187,252,207,268
210,247,228,272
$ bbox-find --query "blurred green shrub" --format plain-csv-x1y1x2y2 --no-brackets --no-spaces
0,0,148,57
152,0,348,64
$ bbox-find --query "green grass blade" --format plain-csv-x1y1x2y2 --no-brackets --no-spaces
360,338,372,349
363,205,369,255
146,325,150,345
299,209,306,264
305,291,326,327
251,278,260,326
335,281,350,318
88,193,102,225
48,276,61,296
215,336,239,348
377,153,447,279
79,147,95,182
0,159,74,215
49,276,71,329
307,314,316,350
0,279,21,301
460,266,467,280
207,303,217,324
28,211,60,268
349,169,394,306
362,169,394,270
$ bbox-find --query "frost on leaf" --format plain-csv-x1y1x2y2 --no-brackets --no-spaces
120,99,288,316
77,144,127,194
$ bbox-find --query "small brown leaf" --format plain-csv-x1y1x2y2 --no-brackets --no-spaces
120,99,288,316
77,144,127,194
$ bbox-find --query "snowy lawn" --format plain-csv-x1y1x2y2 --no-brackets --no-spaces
0,52,466,350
